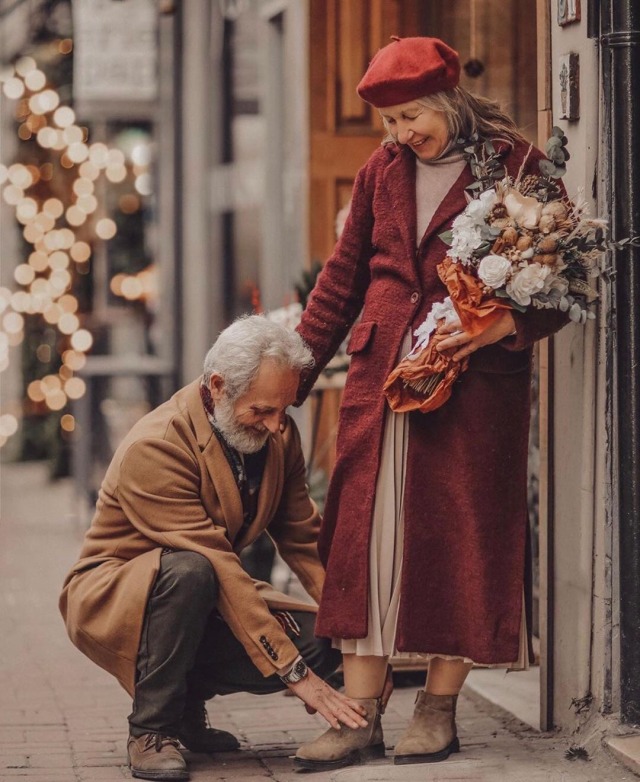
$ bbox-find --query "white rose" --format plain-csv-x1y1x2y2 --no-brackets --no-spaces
506,263,551,306
477,254,512,289
463,190,497,223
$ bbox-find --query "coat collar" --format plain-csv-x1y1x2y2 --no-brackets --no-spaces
382,142,515,260
382,145,418,258
419,160,475,253
235,434,284,549
181,378,284,545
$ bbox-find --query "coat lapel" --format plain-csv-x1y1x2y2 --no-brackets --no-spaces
233,433,284,549
201,437,245,542
184,379,244,541
253,434,284,530
382,146,418,264
381,146,476,275
418,161,475,251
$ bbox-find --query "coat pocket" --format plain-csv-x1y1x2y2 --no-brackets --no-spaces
346,321,377,355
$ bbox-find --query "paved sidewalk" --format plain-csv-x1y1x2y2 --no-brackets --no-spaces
0,461,634,782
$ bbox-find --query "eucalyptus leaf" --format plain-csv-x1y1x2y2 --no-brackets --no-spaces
439,230,454,245
539,159,557,176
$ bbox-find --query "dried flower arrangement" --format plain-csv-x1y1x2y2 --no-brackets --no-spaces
383,129,640,414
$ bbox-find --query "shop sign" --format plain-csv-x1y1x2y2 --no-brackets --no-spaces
73,0,157,102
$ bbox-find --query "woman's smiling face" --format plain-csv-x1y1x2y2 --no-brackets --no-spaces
380,101,450,160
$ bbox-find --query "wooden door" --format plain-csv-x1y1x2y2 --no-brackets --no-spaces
308,0,539,267
307,0,422,476
309,0,422,262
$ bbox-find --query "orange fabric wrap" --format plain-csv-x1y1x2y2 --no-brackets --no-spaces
437,257,512,337
384,257,512,413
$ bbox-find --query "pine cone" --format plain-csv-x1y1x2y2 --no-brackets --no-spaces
519,175,539,196
489,203,508,222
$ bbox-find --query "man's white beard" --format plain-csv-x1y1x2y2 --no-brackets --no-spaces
213,394,269,454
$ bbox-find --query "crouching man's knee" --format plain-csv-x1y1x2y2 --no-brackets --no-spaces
151,550,218,612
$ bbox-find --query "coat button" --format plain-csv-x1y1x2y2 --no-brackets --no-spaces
410,291,420,303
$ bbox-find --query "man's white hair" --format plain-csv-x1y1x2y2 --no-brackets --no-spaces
203,314,314,399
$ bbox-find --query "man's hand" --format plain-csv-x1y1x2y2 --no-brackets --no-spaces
435,310,516,362
287,668,368,730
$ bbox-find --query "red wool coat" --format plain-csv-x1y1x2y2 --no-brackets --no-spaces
297,139,568,664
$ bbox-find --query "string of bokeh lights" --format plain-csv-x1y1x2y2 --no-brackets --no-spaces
0,44,155,449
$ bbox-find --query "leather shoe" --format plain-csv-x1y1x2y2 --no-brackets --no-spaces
177,699,240,753
127,733,189,780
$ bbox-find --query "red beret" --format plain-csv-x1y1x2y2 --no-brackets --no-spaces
357,36,460,108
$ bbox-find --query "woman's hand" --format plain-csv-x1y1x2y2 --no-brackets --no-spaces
435,310,516,362
288,668,368,730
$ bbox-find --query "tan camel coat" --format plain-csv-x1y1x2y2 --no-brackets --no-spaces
60,378,324,696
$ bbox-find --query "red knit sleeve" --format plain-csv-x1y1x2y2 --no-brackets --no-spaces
295,153,379,402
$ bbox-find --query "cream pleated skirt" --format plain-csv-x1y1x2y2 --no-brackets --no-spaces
335,375,529,670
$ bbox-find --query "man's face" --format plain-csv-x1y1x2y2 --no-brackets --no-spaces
209,359,299,454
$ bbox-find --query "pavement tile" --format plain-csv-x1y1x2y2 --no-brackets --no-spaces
77,769,129,781
0,758,28,771
1,463,634,782
23,754,75,768
0,772,79,781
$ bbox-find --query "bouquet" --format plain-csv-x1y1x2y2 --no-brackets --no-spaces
383,129,639,414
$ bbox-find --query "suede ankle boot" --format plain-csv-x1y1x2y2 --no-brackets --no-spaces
294,697,384,772
393,690,460,765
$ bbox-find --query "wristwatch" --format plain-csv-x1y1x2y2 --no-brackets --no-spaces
279,656,309,685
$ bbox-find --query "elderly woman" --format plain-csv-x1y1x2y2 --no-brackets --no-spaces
293,37,567,771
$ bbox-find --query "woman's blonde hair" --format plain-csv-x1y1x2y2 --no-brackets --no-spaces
381,86,523,152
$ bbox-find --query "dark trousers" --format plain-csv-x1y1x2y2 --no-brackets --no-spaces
128,550,340,736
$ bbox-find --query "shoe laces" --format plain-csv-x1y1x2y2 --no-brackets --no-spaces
143,733,181,753
183,700,209,732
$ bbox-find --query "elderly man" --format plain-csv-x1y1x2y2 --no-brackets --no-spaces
60,316,367,781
